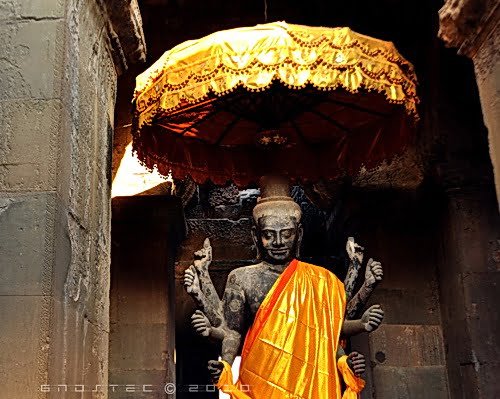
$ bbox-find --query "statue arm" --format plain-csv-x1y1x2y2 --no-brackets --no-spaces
342,304,385,337
198,268,222,313
346,259,383,319
346,282,372,319
341,319,366,336
336,346,366,376
343,238,364,301
184,266,223,326
190,309,229,342
210,325,227,341
222,329,242,365
344,259,361,301
193,239,223,319
220,270,246,365
336,345,346,360
184,238,225,327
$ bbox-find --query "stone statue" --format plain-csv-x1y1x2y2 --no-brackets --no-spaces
184,177,384,397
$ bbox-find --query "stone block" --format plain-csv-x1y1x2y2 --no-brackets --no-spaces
475,361,500,399
0,20,61,100
43,311,109,398
439,316,475,366
446,194,499,273
210,204,247,220
0,0,64,20
184,204,206,219
110,270,168,325
109,323,169,371
457,363,480,399
208,185,240,207
361,230,440,290
369,324,446,367
368,287,441,325
0,193,53,295
83,319,110,396
462,271,500,363
0,295,49,398
0,99,59,191
84,248,112,332
372,366,449,399
19,0,64,19
0,163,47,192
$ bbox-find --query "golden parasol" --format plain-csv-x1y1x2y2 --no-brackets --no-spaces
132,21,418,186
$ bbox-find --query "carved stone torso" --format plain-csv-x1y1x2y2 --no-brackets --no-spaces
223,262,285,331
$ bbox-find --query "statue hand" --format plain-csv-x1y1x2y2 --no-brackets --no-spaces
347,351,366,377
191,310,211,337
207,360,224,384
346,237,364,264
365,258,383,287
361,304,384,332
194,238,212,272
184,265,201,295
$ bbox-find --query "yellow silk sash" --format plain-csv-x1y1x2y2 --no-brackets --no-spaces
337,356,366,399
217,260,363,398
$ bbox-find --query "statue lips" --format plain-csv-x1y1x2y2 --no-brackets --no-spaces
269,249,290,259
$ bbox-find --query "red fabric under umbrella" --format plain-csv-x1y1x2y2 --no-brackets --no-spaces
133,22,418,187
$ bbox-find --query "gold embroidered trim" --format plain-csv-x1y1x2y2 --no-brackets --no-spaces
133,21,419,130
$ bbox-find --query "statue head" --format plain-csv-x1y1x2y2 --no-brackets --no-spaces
252,176,303,264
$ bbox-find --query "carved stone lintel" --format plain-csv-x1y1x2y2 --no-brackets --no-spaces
97,0,147,75
438,0,499,58
208,184,240,207
106,0,147,63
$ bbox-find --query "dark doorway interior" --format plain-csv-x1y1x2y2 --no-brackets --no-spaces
109,196,185,398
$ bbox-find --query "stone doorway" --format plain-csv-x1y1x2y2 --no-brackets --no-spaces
109,196,184,398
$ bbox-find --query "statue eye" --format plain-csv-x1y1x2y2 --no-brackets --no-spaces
262,231,273,239
281,229,293,239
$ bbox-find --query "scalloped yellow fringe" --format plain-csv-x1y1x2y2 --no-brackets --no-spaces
134,21,419,131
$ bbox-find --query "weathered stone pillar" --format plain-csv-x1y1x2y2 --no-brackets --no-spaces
438,4,500,397
0,1,145,398
437,180,500,399
439,0,500,206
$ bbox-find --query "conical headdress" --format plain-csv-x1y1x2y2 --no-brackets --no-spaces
252,176,302,223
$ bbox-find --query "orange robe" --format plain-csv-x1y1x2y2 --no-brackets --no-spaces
217,259,364,399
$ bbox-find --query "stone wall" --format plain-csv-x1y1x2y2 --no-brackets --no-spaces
0,0,145,398
344,189,449,399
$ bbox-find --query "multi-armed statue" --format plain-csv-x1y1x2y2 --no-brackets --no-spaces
184,177,384,399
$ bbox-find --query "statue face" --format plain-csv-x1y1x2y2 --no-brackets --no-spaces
255,215,301,264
